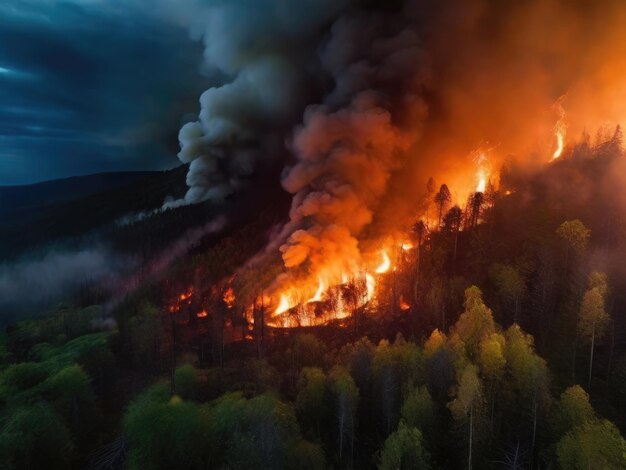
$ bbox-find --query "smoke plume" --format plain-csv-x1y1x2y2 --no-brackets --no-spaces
165,0,626,295
161,0,352,208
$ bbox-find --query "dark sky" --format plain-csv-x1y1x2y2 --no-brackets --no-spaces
0,0,207,185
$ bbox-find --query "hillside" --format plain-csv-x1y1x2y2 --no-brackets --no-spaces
0,167,189,261
0,171,160,216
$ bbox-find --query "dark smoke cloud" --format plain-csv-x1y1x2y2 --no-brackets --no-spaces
165,0,626,291
161,0,352,208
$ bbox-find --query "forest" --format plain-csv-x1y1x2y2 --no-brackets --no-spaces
1,131,626,470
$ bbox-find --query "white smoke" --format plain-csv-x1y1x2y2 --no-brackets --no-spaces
0,247,128,315
161,0,353,208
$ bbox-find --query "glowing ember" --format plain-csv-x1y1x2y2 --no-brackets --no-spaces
169,288,194,313
400,242,413,251
223,287,235,309
196,310,208,318
375,250,391,273
399,296,410,311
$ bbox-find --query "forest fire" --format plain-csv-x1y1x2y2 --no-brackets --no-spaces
259,239,419,328
274,294,292,316
473,150,491,193
13,0,626,467
375,250,391,274
156,0,626,335
223,287,235,309
168,288,194,313
552,119,566,161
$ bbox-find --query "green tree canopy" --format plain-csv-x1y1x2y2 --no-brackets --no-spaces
451,286,496,360
174,364,200,401
296,367,328,437
401,385,436,436
552,385,595,438
0,404,74,470
557,419,626,470
379,421,430,470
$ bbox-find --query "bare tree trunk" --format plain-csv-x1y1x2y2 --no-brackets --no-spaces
588,324,596,389
513,441,520,470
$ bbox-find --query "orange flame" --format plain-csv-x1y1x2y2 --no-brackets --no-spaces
551,100,567,161
366,273,376,301
375,250,391,273
476,170,488,193
472,149,491,193
223,287,235,309
169,288,194,313
275,294,292,315
307,277,326,303
552,121,566,160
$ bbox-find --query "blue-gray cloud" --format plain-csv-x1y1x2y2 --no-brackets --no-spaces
0,0,207,184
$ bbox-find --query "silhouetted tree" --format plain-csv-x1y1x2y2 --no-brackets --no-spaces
434,184,452,228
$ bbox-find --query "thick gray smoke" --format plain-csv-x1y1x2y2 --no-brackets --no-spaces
162,0,352,208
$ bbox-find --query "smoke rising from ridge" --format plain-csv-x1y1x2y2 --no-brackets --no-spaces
165,0,626,293
161,0,352,208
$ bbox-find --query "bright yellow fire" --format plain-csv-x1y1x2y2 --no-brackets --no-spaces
307,278,326,303
476,169,488,193
275,294,292,315
473,150,490,193
550,98,567,161
552,120,566,160
375,250,391,273
366,273,376,301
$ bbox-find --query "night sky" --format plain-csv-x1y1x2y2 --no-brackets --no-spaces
0,0,207,185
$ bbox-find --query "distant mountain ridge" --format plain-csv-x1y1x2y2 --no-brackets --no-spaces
0,167,189,261
0,171,160,215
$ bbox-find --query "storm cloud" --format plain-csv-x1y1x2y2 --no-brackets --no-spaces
0,0,206,184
